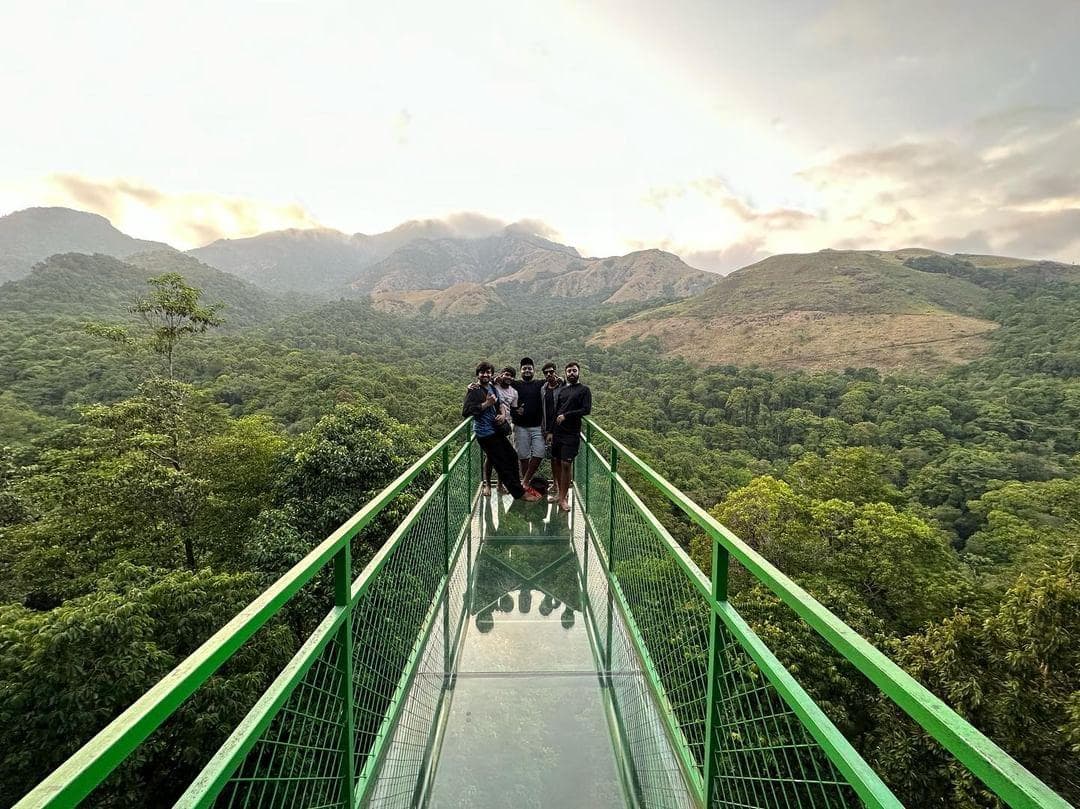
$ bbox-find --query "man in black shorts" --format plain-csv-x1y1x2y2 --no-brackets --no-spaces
551,361,591,512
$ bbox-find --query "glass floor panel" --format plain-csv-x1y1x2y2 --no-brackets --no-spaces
425,495,626,809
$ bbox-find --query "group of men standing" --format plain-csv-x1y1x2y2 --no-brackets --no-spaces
461,357,592,512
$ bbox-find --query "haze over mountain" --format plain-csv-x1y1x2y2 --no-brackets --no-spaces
1,207,717,306
187,217,499,294
0,207,169,282
595,249,1080,371
7,205,1080,372
354,231,714,307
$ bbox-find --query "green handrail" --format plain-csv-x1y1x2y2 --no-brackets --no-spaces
582,416,1070,809
578,435,897,808
15,419,474,809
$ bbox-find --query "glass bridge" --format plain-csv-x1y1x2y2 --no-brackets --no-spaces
14,420,1070,808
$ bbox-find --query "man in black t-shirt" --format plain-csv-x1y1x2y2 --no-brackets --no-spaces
551,361,591,512
510,357,547,489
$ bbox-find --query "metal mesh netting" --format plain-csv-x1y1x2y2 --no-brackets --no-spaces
609,481,711,769
214,633,348,808
708,622,860,808
576,435,864,809
572,495,697,809
571,488,611,667
206,440,478,808
350,481,446,777
358,591,449,808
362,445,476,808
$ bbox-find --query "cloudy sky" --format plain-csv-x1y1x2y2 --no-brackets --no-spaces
2,0,1078,270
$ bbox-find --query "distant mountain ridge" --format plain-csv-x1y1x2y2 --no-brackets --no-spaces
188,219,562,294
0,207,716,306
352,231,713,306
196,223,715,304
594,248,1080,371
0,207,169,282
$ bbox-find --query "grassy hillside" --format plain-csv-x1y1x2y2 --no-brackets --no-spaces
593,249,1078,371
680,249,992,317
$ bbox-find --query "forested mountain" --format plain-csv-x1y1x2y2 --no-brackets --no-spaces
194,223,715,303
371,282,506,315
355,231,714,305
0,205,716,304
0,207,169,282
595,248,1080,371
0,250,292,327
187,227,380,293
188,216,500,293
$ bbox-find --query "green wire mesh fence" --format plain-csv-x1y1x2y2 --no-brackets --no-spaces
574,419,1070,809
180,430,480,809
15,421,480,809
575,430,862,809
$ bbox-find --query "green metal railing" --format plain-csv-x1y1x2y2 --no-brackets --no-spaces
13,417,1073,808
15,419,481,809
575,418,1071,809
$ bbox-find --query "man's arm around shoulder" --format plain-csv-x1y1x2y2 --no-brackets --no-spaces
462,387,486,418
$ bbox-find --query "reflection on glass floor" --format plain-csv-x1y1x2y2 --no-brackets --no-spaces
426,493,625,809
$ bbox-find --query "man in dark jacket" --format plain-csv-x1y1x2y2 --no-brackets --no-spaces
551,361,592,512
462,362,541,502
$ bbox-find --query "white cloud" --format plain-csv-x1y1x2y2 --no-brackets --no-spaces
37,174,322,248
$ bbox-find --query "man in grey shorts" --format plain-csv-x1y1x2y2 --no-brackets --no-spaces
509,357,547,490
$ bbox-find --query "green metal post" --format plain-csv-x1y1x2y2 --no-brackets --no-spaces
465,439,473,608
584,422,592,511
702,533,730,808
441,444,452,685
603,446,618,679
333,544,357,809
466,432,472,504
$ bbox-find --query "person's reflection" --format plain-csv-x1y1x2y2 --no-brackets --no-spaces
476,609,495,634
560,606,575,630
483,495,497,536
517,588,532,615
542,510,565,537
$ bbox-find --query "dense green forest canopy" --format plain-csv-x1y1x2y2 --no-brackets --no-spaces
0,251,1077,806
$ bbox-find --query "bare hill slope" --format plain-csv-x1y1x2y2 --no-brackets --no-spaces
593,249,1080,371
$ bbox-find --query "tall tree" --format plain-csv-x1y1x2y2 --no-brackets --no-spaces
130,273,223,380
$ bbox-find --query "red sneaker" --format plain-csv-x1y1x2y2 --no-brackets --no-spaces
521,487,542,502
